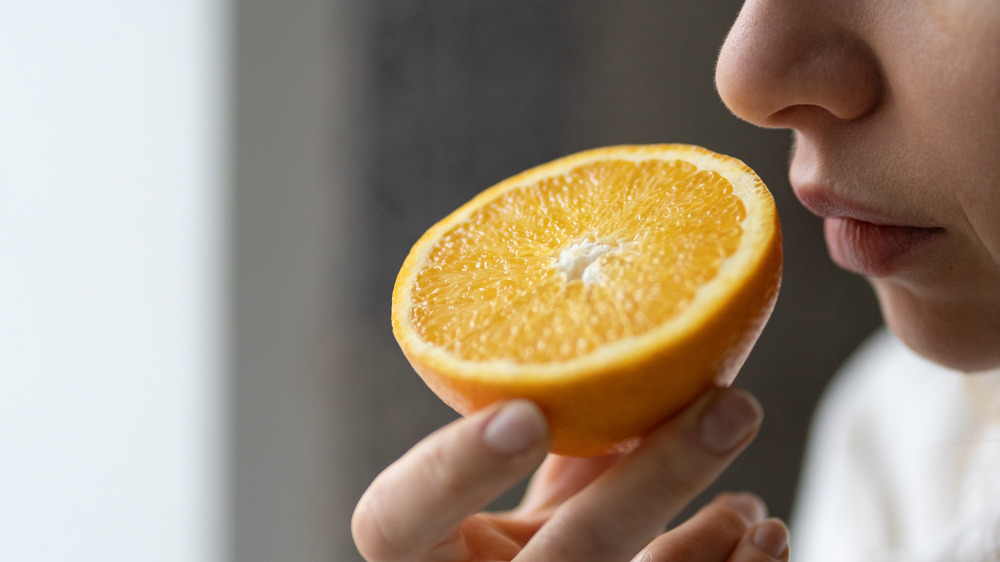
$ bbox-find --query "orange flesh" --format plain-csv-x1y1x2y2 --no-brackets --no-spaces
410,159,746,364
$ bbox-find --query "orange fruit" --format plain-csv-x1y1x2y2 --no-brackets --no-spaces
391,144,782,456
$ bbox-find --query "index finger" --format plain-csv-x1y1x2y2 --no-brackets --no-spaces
517,387,763,561
351,400,550,561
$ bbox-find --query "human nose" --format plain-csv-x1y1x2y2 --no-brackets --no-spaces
715,0,882,129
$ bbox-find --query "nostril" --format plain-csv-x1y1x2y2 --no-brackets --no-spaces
766,104,844,129
772,42,883,124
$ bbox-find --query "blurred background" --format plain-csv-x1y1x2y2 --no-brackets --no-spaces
0,0,881,560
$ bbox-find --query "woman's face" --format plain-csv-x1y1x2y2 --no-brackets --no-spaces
716,0,1000,372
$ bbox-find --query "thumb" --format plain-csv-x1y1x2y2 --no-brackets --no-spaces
352,400,550,561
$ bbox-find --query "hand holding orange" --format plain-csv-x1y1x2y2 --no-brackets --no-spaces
391,144,782,456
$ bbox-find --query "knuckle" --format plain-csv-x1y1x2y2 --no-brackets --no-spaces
540,507,623,559
424,435,467,498
351,495,400,561
654,535,705,561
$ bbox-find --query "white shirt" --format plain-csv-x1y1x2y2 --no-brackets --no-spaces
792,329,1000,561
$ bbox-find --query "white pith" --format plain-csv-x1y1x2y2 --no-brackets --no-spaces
553,238,620,284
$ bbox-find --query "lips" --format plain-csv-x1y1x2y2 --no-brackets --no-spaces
794,189,944,276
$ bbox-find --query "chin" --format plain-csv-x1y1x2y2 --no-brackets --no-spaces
873,280,1000,373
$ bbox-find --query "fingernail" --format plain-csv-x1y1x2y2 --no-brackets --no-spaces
483,400,546,455
699,389,762,454
752,519,789,558
722,492,766,524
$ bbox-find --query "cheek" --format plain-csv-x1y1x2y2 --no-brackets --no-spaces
935,103,1000,268
962,182,1000,266
897,60,1000,267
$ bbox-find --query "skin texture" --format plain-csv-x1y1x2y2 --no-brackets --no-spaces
716,0,1000,372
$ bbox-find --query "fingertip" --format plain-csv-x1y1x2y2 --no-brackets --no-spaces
482,399,549,455
698,387,763,454
750,518,790,560
717,491,767,525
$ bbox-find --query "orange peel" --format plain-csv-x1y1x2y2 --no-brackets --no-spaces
392,144,782,456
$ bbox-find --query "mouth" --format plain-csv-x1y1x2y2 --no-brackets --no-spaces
793,188,945,277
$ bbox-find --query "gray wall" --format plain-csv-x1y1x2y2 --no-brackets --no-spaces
230,0,368,559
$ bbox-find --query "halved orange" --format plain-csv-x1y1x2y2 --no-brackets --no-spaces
392,144,782,456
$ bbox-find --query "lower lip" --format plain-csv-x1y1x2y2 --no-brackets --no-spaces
824,217,944,276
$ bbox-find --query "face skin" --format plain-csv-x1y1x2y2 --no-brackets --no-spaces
716,0,1000,372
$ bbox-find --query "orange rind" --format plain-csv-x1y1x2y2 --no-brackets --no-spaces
392,144,782,456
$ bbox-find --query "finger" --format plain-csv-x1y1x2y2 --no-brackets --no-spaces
514,453,624,516
630,492,766,561
728,519,790,561
517,387,763,561
352,400,549,561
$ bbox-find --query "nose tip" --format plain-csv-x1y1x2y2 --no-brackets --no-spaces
715,2,881,128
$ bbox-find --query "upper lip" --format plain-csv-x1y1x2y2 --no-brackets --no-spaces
792,187,936,229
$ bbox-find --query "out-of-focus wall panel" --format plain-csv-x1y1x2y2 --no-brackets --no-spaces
229,0,369,560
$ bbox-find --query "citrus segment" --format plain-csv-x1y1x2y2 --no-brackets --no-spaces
393,144,782,456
